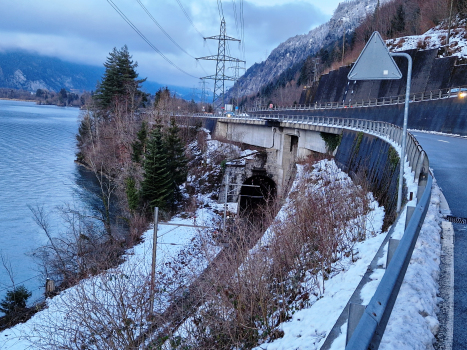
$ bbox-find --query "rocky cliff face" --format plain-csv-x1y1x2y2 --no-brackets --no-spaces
232,0,390,98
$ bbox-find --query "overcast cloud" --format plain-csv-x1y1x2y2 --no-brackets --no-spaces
0,0,343,88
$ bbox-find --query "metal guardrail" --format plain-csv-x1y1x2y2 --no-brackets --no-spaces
194,113,429,185
190,112,432,349
247,85,467,112
346,174,432,349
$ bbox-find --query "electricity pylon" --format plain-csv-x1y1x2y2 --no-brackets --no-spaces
197,17,245,109
229,61,246,110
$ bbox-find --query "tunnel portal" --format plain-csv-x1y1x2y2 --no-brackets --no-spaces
239,175,276,215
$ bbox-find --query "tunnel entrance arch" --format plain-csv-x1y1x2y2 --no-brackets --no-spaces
239,175,276,215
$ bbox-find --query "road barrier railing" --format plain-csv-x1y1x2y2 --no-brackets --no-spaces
345,173,432,349
212,113,428,185
246,85,467,112
191,112,431,349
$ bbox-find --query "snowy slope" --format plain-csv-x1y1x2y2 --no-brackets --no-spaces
387,23,467,58
0,137,444,349
251,138,443,350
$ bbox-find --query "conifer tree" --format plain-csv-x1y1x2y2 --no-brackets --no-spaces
164,118,188,197
0,285,31,316
141,127,173,211
94,45,147,111
132,121,148,163
125,177,139,213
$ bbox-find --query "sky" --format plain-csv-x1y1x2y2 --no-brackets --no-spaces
0,0,344,88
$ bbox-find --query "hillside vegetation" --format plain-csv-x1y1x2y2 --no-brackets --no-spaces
236,0,467,108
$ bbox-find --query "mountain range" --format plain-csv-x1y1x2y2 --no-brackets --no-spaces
0,50,193,99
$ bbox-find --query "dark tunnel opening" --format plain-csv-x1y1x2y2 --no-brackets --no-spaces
239,175,276,216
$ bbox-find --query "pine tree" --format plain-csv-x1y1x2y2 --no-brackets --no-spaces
0,285,31,316
164,118,188,204
125,177,140,212
141,127,173,211
132,121,148,163
94,45,147,110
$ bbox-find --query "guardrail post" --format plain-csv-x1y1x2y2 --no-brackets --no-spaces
386,238,400,267
417,157,430,202
405,206,416,229
346,303,366,345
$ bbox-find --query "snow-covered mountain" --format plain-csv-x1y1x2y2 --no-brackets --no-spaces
232,0,391,98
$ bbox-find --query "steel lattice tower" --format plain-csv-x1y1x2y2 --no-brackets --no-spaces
197,18,245,108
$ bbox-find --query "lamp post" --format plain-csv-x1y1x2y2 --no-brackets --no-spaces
390,52,412,213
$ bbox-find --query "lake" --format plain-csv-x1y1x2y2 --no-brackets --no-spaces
0,100,83,306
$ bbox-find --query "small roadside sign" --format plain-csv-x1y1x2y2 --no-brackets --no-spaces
347,31,402,80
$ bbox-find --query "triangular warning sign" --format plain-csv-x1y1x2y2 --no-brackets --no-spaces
348,31,402,80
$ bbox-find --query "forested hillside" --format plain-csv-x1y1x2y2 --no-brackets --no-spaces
233,0,466,108
0,51,104,92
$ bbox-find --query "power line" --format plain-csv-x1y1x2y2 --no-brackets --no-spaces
240,0,246,60
172,0,214,56
232,0,240,39
136,0,209,75
106,0,199,79
136,0,194,59
0,274,42,293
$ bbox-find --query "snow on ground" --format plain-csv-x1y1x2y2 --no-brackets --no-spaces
386,22,467,59
0,134,444,350
0,207,219,349
252,141,442,349
253,160,388,350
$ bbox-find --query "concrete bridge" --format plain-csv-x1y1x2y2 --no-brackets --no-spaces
214,117,341,198
192,112,434,349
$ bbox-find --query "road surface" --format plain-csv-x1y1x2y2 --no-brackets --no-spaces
411,131,467,350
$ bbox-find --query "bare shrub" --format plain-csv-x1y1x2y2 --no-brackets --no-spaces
27,263,152,350
167,158,374,349
416,38,428,49
30,205,126,290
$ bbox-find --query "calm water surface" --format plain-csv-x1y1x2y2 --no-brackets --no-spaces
0,100,83,304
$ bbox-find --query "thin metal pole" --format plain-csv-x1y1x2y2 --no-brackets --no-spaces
149,207,159,313
223,174,229,230
391,52,412,213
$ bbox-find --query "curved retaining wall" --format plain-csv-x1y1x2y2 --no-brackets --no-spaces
335,130,403,230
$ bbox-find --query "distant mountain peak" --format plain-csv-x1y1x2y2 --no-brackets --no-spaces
232,0,391,98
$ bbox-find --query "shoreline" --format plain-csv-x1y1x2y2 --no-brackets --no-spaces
0,97,81,108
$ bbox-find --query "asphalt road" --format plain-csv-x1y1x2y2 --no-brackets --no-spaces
411,131,467,349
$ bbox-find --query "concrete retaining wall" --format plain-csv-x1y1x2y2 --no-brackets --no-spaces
335,130,403,230
308,48,466,105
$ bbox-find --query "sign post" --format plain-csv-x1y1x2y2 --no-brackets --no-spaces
347,31,411,213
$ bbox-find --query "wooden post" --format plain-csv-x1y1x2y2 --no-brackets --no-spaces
45,278,55,296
